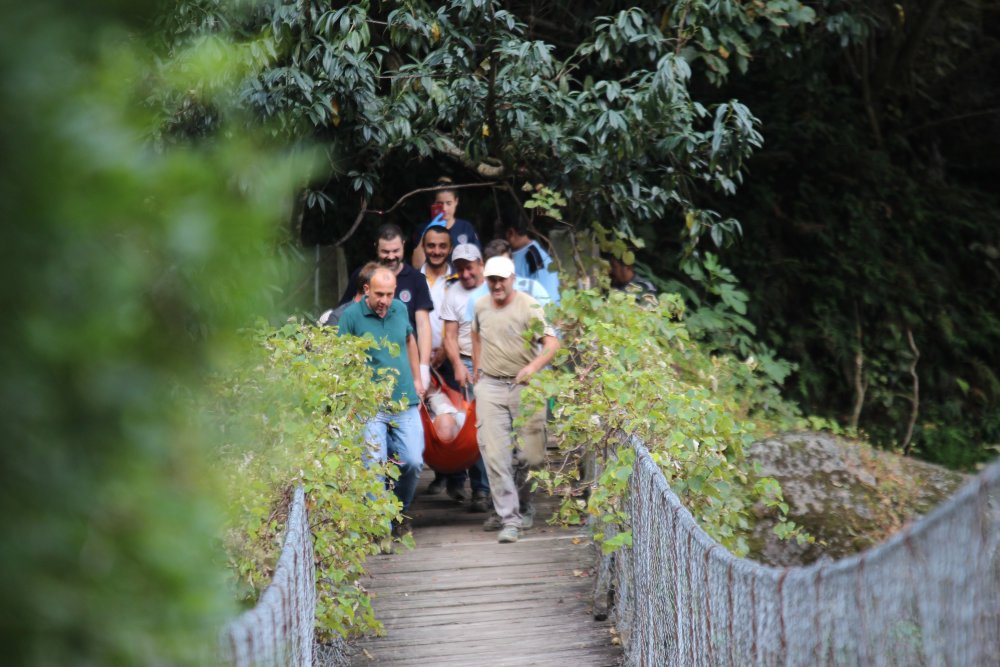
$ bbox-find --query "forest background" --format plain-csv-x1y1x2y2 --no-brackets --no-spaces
2,0,998,664
161,0,998,469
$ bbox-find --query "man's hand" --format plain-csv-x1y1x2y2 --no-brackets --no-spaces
514,362,537,385
414,378,426,400
454,362,470,386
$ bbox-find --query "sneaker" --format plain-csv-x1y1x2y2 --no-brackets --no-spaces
520,503,536,530
482,512,503,531
378,538,395,555
391,516,413,538
469,490,491,513
426,476,446,495
497,525,520,543
446,485,467,502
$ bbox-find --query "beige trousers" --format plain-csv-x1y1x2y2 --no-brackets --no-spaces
474,375,546,528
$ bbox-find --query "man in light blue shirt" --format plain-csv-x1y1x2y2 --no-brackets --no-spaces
504,219,560,305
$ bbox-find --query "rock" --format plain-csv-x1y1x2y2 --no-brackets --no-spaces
746,431,966,567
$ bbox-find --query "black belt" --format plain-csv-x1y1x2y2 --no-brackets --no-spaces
482,372,516,381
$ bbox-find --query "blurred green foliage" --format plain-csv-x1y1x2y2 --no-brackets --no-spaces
0,1,312,663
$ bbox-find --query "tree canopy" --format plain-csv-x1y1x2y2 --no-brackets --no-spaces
158,0,999,467
157,0,814,249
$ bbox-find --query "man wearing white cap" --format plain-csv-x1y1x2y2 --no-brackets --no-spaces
471,255,560,543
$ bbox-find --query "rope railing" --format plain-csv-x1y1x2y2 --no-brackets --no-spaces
610,442,1000,666
221,486,316,667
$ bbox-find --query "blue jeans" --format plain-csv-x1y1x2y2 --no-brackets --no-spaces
364,406,424,513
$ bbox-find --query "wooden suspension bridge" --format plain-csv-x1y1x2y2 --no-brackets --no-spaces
349,467,622,666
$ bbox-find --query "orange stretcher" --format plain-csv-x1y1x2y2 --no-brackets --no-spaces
419,373,479,474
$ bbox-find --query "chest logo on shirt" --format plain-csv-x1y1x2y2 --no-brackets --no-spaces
398,289,412,303
457,234,468,245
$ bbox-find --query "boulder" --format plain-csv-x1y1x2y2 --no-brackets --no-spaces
746,431,966,567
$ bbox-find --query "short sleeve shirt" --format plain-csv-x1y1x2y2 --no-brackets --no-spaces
512,240,560,305
337,264,433,330
473,291,556,378
420,264,454,349
336,298,417,404
393,264,434,329
439,281,480,357
447,218,480,250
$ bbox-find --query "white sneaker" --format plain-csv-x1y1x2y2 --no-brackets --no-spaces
498,525,520,543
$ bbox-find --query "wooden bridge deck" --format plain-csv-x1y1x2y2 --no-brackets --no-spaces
350,468,622,666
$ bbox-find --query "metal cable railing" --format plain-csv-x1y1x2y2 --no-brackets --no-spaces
221,486,316,667
609,442,1000,666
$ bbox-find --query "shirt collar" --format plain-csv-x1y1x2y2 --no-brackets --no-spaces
421,262,454,286
359,297,384,319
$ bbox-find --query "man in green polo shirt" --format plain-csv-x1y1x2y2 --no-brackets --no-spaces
338,267,425,519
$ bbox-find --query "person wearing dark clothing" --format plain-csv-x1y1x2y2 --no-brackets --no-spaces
339,224,434,379
410,178,481,267
608,255,658,302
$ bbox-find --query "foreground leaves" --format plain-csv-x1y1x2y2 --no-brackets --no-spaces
205,320,406,639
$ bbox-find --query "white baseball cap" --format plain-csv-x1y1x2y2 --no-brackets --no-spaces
452,243,482,263
483,256,516,278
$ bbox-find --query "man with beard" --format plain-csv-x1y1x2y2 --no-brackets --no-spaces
339,223,433,385
418,221,468,499
472,256,560,543
419,221,455,382
337,267,426,533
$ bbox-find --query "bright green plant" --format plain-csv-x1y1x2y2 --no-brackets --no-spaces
523,182,569,223
526,283,807,556
206,320,412,639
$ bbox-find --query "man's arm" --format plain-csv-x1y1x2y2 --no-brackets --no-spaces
531,244,561,305
415,308,432,387
406,332,424,398
514,334,559,385
536,266,560,306
470,327,481,384
411,245,426,268
335,308,354,337
443,320,467,385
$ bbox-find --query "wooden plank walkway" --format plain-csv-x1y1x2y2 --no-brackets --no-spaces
350,468,622,666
